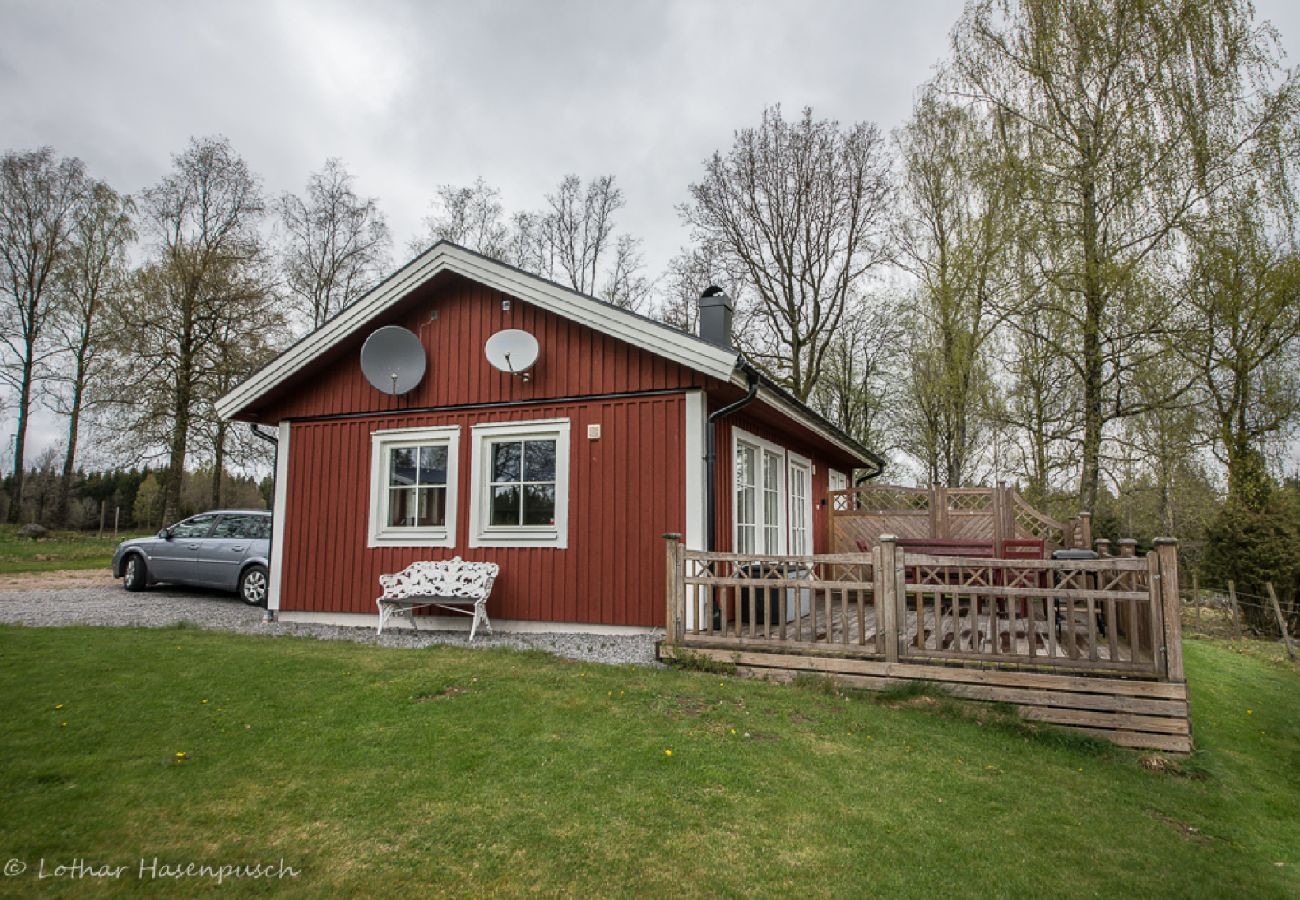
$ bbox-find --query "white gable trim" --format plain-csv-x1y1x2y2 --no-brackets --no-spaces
215,243,738,421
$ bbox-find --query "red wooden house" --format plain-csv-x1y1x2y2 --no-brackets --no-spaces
217,243,883,633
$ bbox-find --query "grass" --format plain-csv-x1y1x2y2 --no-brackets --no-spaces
0,628,1297,898
0,524,148,574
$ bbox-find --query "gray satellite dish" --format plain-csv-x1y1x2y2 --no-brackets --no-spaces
360,325,426,395
485,329,540,380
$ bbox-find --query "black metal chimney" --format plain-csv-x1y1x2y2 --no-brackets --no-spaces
698,285,733,349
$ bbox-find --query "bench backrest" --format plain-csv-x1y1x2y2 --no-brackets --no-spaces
378,558,499,601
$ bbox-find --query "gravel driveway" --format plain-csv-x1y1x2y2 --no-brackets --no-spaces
0,571,663,666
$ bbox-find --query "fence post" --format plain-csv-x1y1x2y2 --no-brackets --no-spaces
1095,538,1111,558
1266,582,1296,662
1193,572,1202,635
1078,513,1092,552
878,534,900,663
1154,538,1185,682
1227,580,1242,641
663,533,683,644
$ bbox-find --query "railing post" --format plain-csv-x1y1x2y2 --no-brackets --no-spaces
878,534,900,662
663,533,683,644
1154,538,1184,682
1078,512,1093,551
1095,538,1111,558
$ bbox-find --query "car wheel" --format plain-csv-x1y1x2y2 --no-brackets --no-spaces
122,554,147,592
239,564,269,607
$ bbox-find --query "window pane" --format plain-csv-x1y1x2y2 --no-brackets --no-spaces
737,523,755,554
492,441,521,483
418,445,448,485
389,447,417,486
171,515,216,539
522,483,556,525
763,452,781,491
736,446,755,489
523,440,556,482
491,485,521,526
388,488,414,527
416,487,446,527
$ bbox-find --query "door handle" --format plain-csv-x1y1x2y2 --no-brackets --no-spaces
231,546,246,552
186,544,199,550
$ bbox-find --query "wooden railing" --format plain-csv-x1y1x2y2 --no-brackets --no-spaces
664,535,1184,681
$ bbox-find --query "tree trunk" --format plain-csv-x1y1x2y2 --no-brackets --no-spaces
7,340,36,524
163,352,192,525
56,389,83,528
210,421,226,510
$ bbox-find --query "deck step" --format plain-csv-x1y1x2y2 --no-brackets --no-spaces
660,643,1193,753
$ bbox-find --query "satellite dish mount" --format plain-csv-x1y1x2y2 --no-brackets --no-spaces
360,325,427,396
485,329,540,382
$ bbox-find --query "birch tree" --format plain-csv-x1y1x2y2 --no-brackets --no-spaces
279,158,390,330
48,179,134,526
0,148,86,521
948,0,1298,512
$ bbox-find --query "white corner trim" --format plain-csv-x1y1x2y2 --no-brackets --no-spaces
215,243,738,420
268,421,291,612
684,391,706,632
278,610,657,636
368,425,461,548
467,417,571,549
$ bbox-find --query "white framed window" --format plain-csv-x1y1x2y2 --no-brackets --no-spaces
368,425,460,547
469,418,570,548
733,427,787,555
788,452,813,555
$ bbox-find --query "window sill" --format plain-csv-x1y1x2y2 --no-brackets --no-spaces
367,530,454,549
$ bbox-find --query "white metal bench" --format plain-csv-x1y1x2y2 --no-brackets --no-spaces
375,558,499,641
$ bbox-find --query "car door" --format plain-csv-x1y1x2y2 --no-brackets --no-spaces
148,514,219,583
195,514,265,589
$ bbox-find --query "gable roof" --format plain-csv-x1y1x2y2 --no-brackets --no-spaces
217,241,883,471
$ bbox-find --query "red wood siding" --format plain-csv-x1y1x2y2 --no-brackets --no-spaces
280,395,685,626
250,273,703,423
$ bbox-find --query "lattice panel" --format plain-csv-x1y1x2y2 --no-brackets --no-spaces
948,491,994,513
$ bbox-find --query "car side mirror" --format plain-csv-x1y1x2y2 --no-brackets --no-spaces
158,528,172,540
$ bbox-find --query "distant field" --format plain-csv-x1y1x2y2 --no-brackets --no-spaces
0,628,1296,896
0,525,148,574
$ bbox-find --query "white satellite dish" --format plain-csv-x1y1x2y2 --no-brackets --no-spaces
360,325,427,395
485,329,540,381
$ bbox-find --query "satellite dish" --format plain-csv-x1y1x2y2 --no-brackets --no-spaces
485,329,540,380
360,325,426,395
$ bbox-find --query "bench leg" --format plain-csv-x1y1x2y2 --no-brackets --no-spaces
469,601,492,642
377,602,390,636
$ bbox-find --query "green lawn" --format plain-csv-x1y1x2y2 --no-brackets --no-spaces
0,525,147,574
0,628,1296,898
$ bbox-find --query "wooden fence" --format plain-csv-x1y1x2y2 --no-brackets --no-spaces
661,534,1191,752
827,483,1091,557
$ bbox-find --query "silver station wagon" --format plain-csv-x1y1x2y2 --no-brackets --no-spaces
112,509,272,606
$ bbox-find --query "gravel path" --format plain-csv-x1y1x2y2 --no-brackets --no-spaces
0,575,664,667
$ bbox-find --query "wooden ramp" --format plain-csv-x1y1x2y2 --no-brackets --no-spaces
658,643,1192,753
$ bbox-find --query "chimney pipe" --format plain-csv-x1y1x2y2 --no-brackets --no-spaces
698,286,733,349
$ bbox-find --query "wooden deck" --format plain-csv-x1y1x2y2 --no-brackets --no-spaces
661,536,1192,752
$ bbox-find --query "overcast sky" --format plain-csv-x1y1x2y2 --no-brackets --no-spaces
4,0,1300,467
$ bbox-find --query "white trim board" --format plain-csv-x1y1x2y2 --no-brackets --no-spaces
267,421,291,612
278,610,657,636
216,242,737,420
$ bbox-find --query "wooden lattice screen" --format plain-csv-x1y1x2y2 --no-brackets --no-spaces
827,484,1088,556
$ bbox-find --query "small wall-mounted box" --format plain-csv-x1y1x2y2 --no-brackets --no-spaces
587,423,602,441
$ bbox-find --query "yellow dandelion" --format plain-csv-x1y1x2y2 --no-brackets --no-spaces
175,751,188,760
664,749,673,757
201,699,208,704
1247,709,1254,715
61,722,67,728
54,704,63,710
